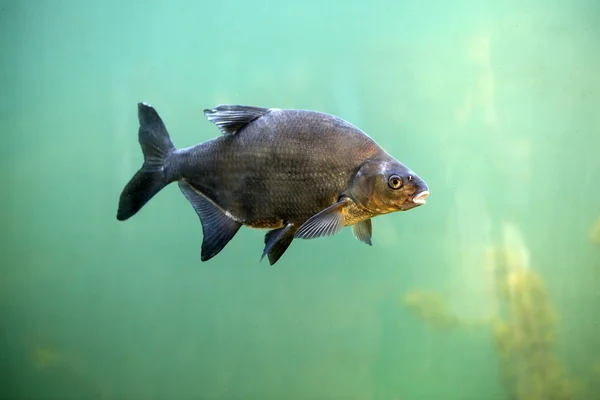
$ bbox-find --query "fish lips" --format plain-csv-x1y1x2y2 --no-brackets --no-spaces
400,189,429,210
412,189,429,205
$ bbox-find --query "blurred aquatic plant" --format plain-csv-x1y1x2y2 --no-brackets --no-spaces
402,290,462,330
29,346,61,370
403,221,577,399
444,187,499,323
489,221,576,400
591,217,600,247
23,335,113,398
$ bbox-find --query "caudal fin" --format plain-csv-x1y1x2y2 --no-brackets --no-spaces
117,103,176,221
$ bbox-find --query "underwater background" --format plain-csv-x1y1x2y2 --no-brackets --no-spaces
1,0,599,399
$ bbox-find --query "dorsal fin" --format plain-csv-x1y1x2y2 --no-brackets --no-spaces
203,105,271,136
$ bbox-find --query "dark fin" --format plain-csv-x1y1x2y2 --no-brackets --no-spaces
203,105,271,136
294,197,351,240
178,181,242,262
352,219,372,246
117,102,176,221
261,223,296,265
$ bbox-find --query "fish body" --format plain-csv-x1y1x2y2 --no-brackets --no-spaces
117,103,429,265
178,109,381,228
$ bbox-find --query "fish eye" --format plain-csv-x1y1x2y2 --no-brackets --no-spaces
388,174,403,190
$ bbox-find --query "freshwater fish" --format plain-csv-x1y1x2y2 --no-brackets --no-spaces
117,102,429,265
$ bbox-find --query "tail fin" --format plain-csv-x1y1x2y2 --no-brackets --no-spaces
117,102,176,221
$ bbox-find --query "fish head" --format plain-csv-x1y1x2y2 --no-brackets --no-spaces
350,159,429,214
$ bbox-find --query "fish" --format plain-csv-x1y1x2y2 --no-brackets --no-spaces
117,102,429,265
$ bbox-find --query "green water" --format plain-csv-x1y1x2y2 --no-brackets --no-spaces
1,0,599,399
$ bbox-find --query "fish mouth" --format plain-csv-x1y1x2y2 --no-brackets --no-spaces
412,190,429,205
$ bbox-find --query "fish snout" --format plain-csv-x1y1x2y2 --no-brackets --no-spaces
398,179,429,211
410,174,429,206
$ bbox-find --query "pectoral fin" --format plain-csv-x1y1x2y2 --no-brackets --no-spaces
352,219,372,246
294,197,352,240
178,181,242,261
261,222,296,265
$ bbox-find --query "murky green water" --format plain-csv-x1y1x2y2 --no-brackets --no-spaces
1,1,599,399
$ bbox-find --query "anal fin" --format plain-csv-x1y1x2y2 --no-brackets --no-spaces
261,223,296,265
178,181,242,261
